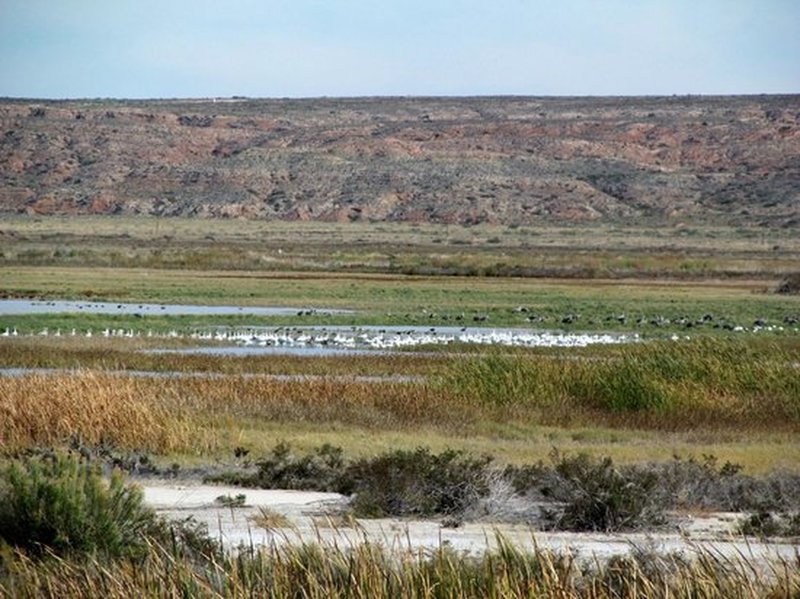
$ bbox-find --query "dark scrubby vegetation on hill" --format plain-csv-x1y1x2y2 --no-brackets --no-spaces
2,95,798,227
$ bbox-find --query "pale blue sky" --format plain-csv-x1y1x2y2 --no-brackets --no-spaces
1,0,797,98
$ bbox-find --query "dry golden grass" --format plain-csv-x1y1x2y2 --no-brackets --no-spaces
2,361,799,474
250,507,294,532
0,373,191,453
157,375,467,429
2,534,798,598
0,372,472,455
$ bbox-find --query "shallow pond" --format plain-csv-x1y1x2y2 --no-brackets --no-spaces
153,345,387,357
0,299,350,316
1,300,637,355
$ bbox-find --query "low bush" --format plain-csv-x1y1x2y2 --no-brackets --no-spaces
211,443,800,530
344,447,493,518
738,511,800,538
647,455,800,512
0,454,156,558
211,443,494,519
207,442,345,491
508,452,800,531
507,452,665,532
546,453,664,531
776,272,800,295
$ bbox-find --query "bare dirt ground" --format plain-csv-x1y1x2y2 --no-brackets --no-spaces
142,481,800,564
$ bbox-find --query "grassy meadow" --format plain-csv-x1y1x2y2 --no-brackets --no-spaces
2,216,798,335
1,265,798,335
1,216,798,470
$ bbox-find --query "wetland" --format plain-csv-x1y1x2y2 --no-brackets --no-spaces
0,217,798,596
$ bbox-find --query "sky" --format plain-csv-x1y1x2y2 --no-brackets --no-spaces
0,0,798,99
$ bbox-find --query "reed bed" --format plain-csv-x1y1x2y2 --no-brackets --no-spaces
0,373,192,453
1,338,798,457
443,338,800,431
0,372,468,454
2,535,798,598
0,337,444,377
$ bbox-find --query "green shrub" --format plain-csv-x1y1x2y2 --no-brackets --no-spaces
0,454,156,558
209,443,493,519
776,272,800,295
508,452,665,532
207,442,345,491
546,453,664,531
738,511,800,538
256,442,345,491
344,447,493,518
215,493,247,508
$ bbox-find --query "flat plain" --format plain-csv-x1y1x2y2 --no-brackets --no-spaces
1,216,798,470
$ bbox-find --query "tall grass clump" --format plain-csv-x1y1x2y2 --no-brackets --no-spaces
2,534,799,598
0,373,189,453
1,371,474,455
571,339,800,425
442,338,800,429
0,454,156,558
442,353,562,408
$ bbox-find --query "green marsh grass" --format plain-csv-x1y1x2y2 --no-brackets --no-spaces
3,262,799,333
1,338,798,469
442,338,800,431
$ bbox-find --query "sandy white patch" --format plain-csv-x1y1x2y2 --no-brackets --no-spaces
142,483,800,564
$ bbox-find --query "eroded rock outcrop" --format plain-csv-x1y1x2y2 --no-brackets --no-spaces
1,96,797,226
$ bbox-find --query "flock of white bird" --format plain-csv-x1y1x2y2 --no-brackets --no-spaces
230,328,637,349
1,325,638,349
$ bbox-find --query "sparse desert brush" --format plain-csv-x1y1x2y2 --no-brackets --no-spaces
0,372,191,453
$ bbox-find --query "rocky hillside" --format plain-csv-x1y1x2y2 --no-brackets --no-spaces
1,95,798,226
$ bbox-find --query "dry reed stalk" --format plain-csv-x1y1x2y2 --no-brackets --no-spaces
0,372,189,453
2,537,799,597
